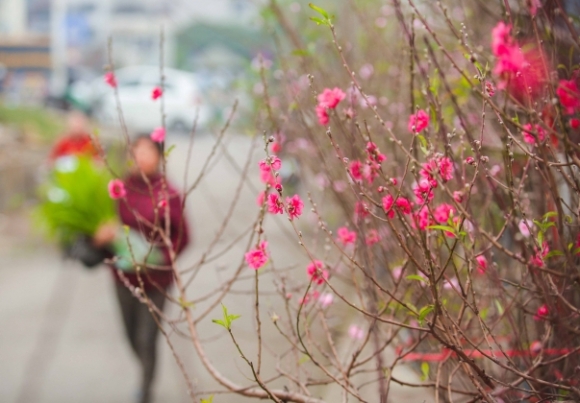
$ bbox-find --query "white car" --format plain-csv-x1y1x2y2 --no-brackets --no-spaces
71,66,210,133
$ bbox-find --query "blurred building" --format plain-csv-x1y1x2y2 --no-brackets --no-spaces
0,0,262,104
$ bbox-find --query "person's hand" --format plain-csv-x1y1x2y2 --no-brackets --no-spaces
93,221,119,247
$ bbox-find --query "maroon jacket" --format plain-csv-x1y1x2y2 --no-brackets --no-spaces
111,173,190,290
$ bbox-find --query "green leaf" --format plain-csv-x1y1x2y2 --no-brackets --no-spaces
421,362,429,381
309,17,326,25
494,300,504,316
309,3,329,19
213,304,241,330
545,250,564,259
427,225,456,234
542,211,558,220
200,395,214,403
212,319,226,328
418,305,434,325
164,144,176,158
406,274,429,284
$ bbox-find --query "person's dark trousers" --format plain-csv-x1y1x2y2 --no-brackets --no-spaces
115,282,166,403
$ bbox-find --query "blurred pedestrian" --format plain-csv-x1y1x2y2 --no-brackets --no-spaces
49,110,99,161
93,135,190,403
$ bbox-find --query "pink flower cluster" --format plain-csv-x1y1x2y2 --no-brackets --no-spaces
245,241,269,270
337,227,357,245
315,87,345,125
348,141,386,185
259,155,282,187
522,124,546,146
491,21,547,100
382,194,412,218
307,260,329,285
266,193,304,220
408,110,430,133
556,78,580,115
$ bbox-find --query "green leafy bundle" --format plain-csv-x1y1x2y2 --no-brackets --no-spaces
34,155,116,246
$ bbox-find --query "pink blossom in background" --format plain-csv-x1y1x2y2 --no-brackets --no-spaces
443,277,459,290
416,206,433,230
491,21,548,101
337,227,357,245
485,81,495,97
317,87,346,109
557,78,580,115
465,156,476,165
108,179,126,199
420,159,437,181
104,72,117,88
529,340,542,353
408,109,429,133
333,181,347,193
489,164,501,177
359,63,374,80
267,193,284,215
259,156,281,172
382,194,395,218
518,219,533,237
413,179,435,204
307,260,328,285
365,229,380,245
475,255,488,274
315,104,330,125
150,127,166,143
438,157,454,182
522,123,546,145
286,194,304,220
395,197,412,215
491,21,512,56
349,160,364,181
256,191,266,206
157,199,167,209
434,203,454,223
534,304,549,321
348,325,365,340
271,142,282,153
151,86,163,100
528,0,541,16
391,266,403,280
318,293,334,308
354,201,369,219
362,162,379,184
366,141,386,163
531,242,549,267
299,290,320,306
570,118,580,129
245,241,268,270
453,191,463,203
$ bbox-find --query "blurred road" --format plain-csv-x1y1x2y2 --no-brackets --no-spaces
0,131,433,403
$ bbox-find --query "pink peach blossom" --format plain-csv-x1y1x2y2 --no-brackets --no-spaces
307,260,328,285
317,87,346,109
286,194,304,220
245,241,268,270
408,109,429,133
267,193,284,215
150,127,166,143
151,86,163,100
337,227,357,245
108,179,126,199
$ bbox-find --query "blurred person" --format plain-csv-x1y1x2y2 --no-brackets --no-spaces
49,110,99,160
93,135,190,403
